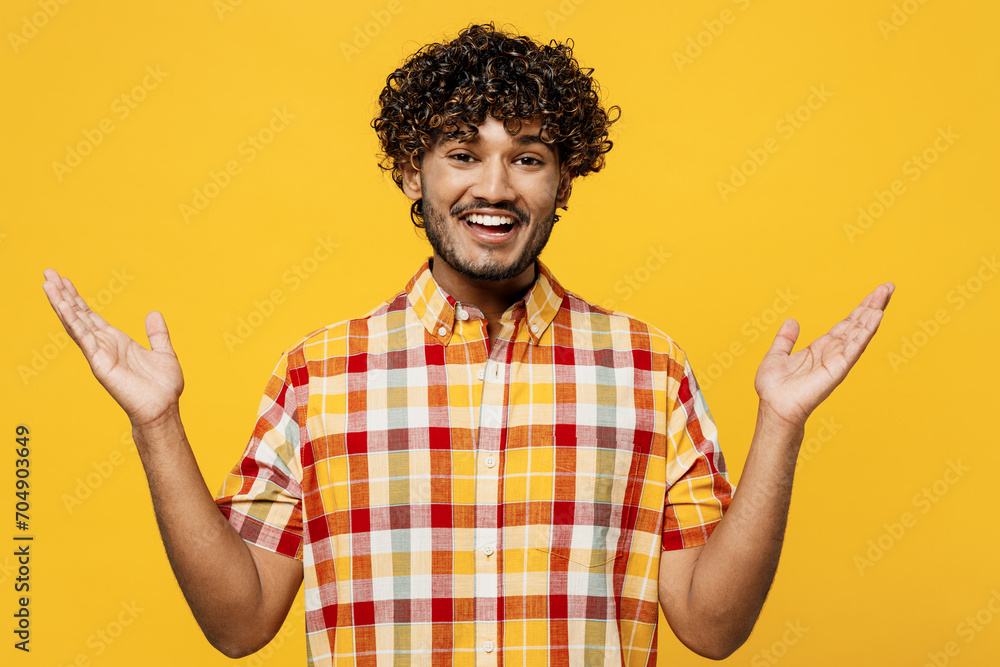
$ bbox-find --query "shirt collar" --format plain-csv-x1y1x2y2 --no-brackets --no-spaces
404,259,565,345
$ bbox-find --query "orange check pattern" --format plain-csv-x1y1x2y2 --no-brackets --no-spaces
215,260,734,666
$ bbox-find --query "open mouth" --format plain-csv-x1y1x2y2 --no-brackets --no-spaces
463,212,517,236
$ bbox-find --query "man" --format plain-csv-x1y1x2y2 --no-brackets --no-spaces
42,22,893,665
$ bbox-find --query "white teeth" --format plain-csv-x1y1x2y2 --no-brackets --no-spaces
465,213,514,227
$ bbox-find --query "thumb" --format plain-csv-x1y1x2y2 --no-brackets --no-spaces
766,318,800,357
145,311,175,354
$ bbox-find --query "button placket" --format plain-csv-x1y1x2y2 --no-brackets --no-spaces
473,318,516,667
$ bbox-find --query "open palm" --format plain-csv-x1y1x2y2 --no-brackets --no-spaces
42,268,183,427
755,282,895,428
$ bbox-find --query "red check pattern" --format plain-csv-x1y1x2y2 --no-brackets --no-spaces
215,260,734,666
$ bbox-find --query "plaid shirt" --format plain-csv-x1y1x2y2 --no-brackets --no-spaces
215,260,734,666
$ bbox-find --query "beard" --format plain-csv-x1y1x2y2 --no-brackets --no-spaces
421,196,557,282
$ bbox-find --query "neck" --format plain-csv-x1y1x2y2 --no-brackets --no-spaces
430,255,536,325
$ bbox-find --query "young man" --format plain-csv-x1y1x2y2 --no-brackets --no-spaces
42,23,893,666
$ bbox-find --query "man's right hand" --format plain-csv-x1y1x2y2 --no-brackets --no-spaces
42,268,183,428
41,268,302,657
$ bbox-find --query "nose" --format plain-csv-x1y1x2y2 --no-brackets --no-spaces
469,158,516,203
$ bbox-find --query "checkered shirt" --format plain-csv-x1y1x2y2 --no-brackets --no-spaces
215,260,734,666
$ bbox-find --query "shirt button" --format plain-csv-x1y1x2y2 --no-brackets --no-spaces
484,640,495,653
483,544,494,556
484,455,496,469
531,324,539,334
437,326,448,336
457,308,469,321
476,368,485,381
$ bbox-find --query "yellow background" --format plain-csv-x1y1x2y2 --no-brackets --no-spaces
3,0,998,665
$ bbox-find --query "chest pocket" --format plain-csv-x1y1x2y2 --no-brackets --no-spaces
534,464,626,569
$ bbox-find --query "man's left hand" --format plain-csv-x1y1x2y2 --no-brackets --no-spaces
754,282,895,428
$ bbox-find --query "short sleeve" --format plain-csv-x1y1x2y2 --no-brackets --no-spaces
215,352,305,560
661,352,735,551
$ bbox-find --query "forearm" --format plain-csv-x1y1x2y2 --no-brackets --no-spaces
132,407,277,657
667,403,805,657
662,285,893,658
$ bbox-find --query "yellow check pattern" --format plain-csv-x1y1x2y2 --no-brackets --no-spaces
216,260,734,666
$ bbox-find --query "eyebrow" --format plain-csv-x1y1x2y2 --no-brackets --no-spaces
513,134,552,150
439,132,556,155
510,134,557,157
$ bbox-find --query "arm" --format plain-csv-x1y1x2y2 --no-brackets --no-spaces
42,269,302,657
658,282,895,659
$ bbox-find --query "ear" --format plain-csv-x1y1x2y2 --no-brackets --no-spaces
555,162,576,208
401,157,422,200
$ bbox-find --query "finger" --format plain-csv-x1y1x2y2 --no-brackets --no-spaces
43,273,84,339
42,278,68,313
41,270,106,350
58,276,104,331
829,306,867,339
766,319,800,357
59,273,81,298
61,276,87,309
864,282,895,311
50,273,83,309
42,267,62,287
145,311,175,354
53,296,102,358
85,306,111,330
879,282,896,310
45,272,81,312
42,269,72,310
841,299,886,353
828,283,893,339
842,308,885,362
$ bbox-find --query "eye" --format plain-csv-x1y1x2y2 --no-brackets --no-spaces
449,153,475,162
516,156,544,166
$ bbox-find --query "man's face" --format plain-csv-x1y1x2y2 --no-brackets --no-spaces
401,115,574,283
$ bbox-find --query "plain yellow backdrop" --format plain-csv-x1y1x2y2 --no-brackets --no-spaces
3,1,999,665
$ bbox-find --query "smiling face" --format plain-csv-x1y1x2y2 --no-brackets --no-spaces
401,115,575,285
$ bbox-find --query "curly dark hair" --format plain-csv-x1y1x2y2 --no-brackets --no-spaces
371,22,621,228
